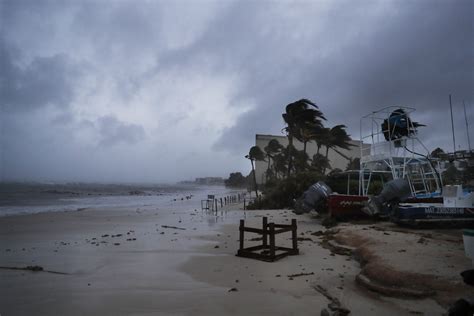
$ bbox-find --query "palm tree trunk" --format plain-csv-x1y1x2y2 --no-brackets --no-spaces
266,156,271,181
303,141,307,154
251,159,258,197
287,136,293,178
323,146,330,174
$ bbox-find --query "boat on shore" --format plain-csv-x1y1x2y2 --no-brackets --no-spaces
327,107,473,225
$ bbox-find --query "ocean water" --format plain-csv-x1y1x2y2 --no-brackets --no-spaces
0,182,244,216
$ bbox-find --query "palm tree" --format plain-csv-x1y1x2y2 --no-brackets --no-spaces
293,149,310,173
312,126,330,155
282,99,326,177
297,122,326,155
311,153,331,175
246,146,265,197
322,125,354,174
272,151,289,179
264,139,284,181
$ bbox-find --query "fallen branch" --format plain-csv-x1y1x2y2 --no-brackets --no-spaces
0,265,69,275
287,272,314,278
313,285,350,316
161,225,186,230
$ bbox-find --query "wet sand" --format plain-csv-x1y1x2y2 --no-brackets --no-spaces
0,204,468,315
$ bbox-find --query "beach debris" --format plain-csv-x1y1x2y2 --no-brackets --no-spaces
161,225,186,230
320,309,330,316
417,237,427,244
313,285,350,316
461,269,474,286
114,243,120,246
214,245,220,249
447,298,474,316
237,217,299,262
321,217,338,228
228,288,238,292
297,237,313,242
0,265,69,275
129,190,146,195
287,272,314,278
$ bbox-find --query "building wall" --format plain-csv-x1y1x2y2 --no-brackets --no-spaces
254,134,367,185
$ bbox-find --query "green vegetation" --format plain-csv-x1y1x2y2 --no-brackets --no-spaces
243,100,473,211
224,172,248,188
245,146,265,197
247,98,357,210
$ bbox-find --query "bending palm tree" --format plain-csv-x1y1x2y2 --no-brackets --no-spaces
282,99,326,177
323,125,354,174
264,139,284,181
246,146,265,197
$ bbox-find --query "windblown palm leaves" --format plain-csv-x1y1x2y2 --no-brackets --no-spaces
282,99,326,176
322,124,354,173
264,139,284,181
246,146,265,197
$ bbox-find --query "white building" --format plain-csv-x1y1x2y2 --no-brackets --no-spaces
254,134,367,185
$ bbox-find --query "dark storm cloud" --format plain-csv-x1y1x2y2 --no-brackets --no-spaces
95,115,146,147
204,0,474,153
0,40,82,112
0,0,472,183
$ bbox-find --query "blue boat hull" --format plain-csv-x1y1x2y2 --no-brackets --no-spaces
393,204,474,223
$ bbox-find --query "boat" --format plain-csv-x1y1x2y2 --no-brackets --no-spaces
327,107,472,224
392,184,474,225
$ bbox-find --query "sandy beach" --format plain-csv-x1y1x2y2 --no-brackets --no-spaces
1,202,471,315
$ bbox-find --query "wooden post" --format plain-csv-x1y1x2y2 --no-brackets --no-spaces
220,198,223,207
243,199,246,210
291,219,298,251
262,217,268,247
239,220,244,251
215,199,218,213
269,223,275,258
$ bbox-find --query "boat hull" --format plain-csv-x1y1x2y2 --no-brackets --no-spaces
328,194,369,219
328,195,445,220
393,203,474,224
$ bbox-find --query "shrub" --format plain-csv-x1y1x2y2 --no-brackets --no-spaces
247,171,324,209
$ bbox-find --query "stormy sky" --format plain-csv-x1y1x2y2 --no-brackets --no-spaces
1,0,473,183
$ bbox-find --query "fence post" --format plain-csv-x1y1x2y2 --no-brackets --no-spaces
291,219,298,252
269,222,275,258
239,220,244,251
262,217,268,247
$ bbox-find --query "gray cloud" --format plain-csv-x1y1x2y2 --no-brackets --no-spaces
211,0,473,153
1,40,82,112
96,115,146,147
0,0,472,183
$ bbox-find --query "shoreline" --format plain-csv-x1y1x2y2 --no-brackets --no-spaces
1,204,469,315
